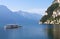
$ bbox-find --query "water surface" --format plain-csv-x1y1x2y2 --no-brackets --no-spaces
0,24,57,39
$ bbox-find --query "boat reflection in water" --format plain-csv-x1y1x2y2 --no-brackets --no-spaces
46,24,60,39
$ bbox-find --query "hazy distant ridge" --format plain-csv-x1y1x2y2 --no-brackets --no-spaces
0,5,41,25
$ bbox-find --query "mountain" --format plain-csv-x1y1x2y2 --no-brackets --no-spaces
40,3,60,24
0,5,42,26
0,5,20,24
14,11,41,21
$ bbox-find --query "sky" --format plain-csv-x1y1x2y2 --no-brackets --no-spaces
0,0,53,15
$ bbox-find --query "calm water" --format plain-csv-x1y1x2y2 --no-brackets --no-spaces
0,24,57,39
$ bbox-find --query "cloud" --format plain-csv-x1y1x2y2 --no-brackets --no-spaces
22,8,47,15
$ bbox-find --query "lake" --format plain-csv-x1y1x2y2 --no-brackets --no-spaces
0,24,59,39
